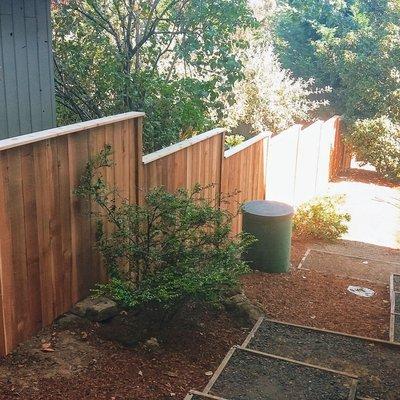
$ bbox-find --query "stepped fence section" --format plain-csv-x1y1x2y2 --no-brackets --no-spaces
0,113,348,355
266,116,350,206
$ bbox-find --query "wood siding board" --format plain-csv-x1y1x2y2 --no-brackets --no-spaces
23,0,36,18
0,28,8,138
0,1,55,138
0,1,12,15
35,0,55,130
1,13,19,136
25,17,43,133
12,0,32,134
45,0,56,126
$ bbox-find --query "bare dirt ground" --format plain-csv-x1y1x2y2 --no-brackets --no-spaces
0,306,247,400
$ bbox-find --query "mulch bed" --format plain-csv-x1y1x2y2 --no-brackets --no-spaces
0,306,247,400
0,240,392,399
242,240,391,340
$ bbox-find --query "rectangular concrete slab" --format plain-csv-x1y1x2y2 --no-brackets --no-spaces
246,319,400,400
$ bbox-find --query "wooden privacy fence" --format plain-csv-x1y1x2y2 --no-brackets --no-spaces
0,111,349,355
0,112,144,356
265,116,350,206
0,113,268,355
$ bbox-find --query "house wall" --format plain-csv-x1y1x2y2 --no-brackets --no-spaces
0,0,56,139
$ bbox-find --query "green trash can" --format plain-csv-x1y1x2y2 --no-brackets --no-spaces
242,200,294,273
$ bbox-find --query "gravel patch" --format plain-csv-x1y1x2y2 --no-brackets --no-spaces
248,320,400,400
393,274,400,292
395,292,400,313
209,348,356,400
394,314,400,343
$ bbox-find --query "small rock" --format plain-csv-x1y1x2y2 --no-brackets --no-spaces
144,337,160,350
71,296,118,322
55,313,88,329
205,371,213,376
223,293,264,324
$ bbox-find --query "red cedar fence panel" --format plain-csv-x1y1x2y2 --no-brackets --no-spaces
142,128,225,202
265,116,345,207
315,116,340,194
265,125,301,205
0,112,144,355
221,132,269,234
293,120,324,205
329,117,352,179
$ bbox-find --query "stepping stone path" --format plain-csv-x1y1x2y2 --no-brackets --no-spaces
186,318,400,400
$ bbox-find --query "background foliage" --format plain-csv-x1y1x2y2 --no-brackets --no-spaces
53,0,254,152
52,0,326,152
272,0,400,176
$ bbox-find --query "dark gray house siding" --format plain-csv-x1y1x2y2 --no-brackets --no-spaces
0,0,55,140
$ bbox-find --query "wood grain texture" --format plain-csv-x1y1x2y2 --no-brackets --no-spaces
0,114,344,355
0,115,144,355
222,136,268,234
143,133,225,203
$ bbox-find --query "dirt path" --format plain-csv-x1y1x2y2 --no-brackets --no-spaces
327,168,400,249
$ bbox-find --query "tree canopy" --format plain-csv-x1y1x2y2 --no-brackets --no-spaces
272,0,400,123
53,0,255,152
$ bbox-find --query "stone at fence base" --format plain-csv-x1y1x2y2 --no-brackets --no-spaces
223,292,265,324
55,313,89,329
71,296,119,322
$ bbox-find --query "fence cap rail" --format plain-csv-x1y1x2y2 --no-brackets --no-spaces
224,131,271,158
0,111,145,152
143,127,226,164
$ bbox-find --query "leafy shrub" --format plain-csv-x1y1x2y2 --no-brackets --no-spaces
75,146,253,313
293,196,351,241
225,134,245,149
348,117,400,181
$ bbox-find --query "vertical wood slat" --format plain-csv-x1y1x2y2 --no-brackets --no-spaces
0,114,144,356
143,134,224,200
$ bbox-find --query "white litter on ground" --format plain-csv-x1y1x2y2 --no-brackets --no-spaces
347,285,375,297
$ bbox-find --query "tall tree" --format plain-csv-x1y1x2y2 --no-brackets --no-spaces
272,0,400,122
53,0,254,152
